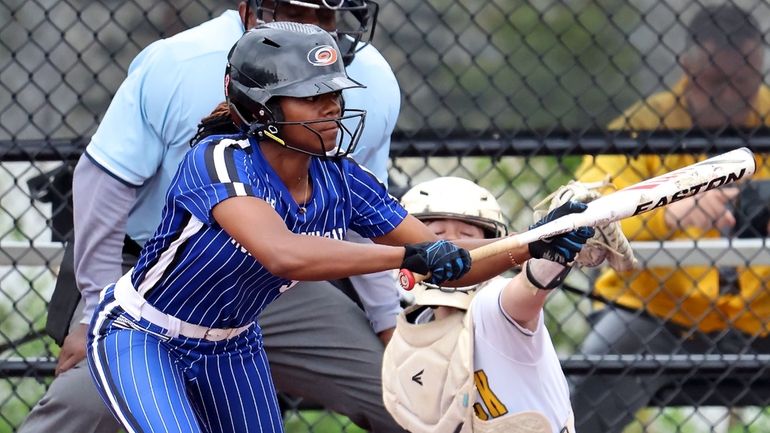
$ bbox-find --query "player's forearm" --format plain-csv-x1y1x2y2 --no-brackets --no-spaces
73,156,135,323
500,272,549,330
261,234,406,281
443,238,529,287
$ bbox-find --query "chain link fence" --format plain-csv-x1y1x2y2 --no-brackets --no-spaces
3,0,770,432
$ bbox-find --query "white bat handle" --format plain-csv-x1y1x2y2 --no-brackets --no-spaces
468,212,585,261
398,213,588,290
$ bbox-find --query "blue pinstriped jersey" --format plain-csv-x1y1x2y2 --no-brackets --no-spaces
130,133,407,328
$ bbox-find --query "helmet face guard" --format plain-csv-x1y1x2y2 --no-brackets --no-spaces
249,0,379,65
237,104,366,158
225,23,366,158
411,282,480,310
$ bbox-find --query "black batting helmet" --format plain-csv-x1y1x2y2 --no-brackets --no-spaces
225,22,366,157
247,0,379,65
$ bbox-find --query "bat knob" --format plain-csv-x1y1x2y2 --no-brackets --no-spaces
398,269,416,291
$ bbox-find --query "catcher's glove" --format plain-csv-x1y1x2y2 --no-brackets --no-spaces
533,178,638,272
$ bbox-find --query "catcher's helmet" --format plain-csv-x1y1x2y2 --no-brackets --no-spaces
401,177,507,310
248,0,379,65
225,22,366,157
401,177,508,238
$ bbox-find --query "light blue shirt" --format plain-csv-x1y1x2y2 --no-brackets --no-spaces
86,11,244,244
342,42,400,185
86,10,400,245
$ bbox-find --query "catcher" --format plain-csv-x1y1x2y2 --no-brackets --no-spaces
382,177,637,433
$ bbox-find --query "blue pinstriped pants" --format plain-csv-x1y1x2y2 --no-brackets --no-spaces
86,285,283,433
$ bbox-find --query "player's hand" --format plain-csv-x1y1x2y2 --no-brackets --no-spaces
401,240,471,285
55,323,88,376
664,187,738,232
533,180,638,271
528,200,595,265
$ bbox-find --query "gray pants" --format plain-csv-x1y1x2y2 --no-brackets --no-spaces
571,308,770,433
17,281,405,433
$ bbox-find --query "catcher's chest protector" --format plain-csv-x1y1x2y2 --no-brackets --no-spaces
472,411,574,433
382,306,475,433
383,302,576,433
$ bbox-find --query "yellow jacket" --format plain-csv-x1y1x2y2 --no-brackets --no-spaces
576,77,770,335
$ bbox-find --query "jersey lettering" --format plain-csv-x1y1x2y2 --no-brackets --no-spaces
229,227,344,255
278,280,299,293
473,369,508,419
298,227,345,240
229,238,253,256
473,403,489,421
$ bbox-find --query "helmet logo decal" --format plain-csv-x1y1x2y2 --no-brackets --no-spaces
224,73,230,97
307,45,338,66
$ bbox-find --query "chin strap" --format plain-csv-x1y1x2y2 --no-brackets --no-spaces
248,122,285,146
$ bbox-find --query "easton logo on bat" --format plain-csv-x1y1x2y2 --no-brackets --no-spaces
631,166,748,216
625,159,747,191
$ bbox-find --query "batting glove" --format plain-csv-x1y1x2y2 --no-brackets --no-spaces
528,200,595,265
533,179,638,271
401,240,472,285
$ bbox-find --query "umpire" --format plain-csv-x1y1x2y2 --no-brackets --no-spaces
17,1,405,432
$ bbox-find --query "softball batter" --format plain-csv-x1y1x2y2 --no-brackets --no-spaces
87,24,594,433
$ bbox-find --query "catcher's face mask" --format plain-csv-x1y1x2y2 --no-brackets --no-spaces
249,0,378,66
409,282,483,311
